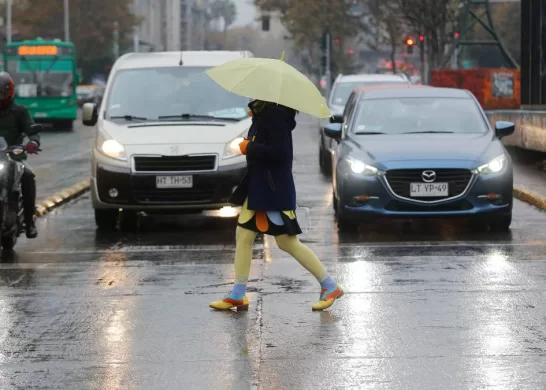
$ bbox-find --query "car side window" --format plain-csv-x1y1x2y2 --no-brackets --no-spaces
342,94,357,138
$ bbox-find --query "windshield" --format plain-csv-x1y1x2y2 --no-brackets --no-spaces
330,81,405,106
105,66,250,121
7,59,74,97
352,97,489,135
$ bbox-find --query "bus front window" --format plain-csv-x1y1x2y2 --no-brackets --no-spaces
7,59,74,97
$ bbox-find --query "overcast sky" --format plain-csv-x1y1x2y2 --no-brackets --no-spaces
233,0,257,26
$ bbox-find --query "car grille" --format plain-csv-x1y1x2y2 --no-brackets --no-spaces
133,155,216,172
385,199,474,212
385,168,473,201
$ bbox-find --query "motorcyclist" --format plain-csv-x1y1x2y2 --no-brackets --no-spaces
0,72,40,238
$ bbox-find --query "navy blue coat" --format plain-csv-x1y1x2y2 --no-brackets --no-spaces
229,104,297,210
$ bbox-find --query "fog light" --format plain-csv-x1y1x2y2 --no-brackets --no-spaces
108,188,119,198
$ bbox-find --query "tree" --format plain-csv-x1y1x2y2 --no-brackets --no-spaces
395,0,461,69
255,0,366,77
365,0,406,73
210,0,237,33
12,0,139,70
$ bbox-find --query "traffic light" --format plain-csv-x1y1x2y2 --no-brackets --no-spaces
348,49,354,55
419,35,424,42
454,31,460,39
405,37,415,54
334,38,340,45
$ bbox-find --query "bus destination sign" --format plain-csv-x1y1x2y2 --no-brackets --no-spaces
17,45,58,56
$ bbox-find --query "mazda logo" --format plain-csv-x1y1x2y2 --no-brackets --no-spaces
422,170,436,183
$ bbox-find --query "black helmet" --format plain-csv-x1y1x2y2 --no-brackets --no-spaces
0,72,15,105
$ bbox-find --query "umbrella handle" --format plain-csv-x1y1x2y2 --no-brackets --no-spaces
280,50,285,61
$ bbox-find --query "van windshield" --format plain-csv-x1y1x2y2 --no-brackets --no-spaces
104,66,250,121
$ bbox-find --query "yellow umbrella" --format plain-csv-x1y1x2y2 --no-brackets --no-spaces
205,52,332,119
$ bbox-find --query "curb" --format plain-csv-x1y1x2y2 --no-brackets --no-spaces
35,179,91,217
513,186,546,211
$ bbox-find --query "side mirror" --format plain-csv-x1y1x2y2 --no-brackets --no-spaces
329,114,344,124
324,123,342,139
82,103,98,127
28,123,43,135
495,121,515,138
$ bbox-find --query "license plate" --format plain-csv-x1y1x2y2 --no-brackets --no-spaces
410,182,448,197
34,112,47,118
156,175,193,188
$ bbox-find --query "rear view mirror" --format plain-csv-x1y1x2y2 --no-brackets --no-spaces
495,121,515,138
82,103,98,127
28,123,43,135
324,123,342,139
330,114,344,124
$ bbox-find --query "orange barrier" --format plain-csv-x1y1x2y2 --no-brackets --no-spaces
430,69,520,110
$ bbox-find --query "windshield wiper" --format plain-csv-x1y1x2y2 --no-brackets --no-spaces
110,115,148,121
158,113,239,122
401,130,454,134
354,131,386,135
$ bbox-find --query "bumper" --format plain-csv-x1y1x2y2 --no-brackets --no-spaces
92,161,246,211
338,169,513,221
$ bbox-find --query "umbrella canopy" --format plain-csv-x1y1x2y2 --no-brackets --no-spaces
205,53,332,119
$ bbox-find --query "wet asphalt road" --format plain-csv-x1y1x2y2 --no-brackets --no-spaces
2,116,546,389
31,112,94,200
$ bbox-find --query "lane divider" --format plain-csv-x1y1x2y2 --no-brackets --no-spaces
35,179,91,217
32,181,546,219
513,186,546,211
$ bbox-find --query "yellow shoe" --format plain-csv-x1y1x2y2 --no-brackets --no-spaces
312,285,343,311
209,295,249,311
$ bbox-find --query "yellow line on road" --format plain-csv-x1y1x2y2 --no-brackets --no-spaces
514,186,546,211
35,178,91,217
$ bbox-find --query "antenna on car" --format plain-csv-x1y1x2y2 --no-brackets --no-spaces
179,51,183,66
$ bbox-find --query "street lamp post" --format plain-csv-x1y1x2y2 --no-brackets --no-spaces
6,0,12,43
64,0,70,42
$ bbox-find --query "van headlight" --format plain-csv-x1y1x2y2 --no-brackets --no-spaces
97,130,126,161
474,154,505,174
223,131,247,159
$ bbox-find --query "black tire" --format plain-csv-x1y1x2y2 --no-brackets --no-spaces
490,213,512,232
95,209,118,230
337,216,358,232
1,235,16,251
119,210,139,231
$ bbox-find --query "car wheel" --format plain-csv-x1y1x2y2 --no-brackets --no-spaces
490,213,512,232
95,209,118,230
319,148,331,177
337,216,358,232
119,210,139,231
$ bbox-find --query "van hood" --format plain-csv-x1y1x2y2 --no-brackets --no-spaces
98,118,252,145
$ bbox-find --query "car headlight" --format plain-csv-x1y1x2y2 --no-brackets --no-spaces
346,157,381,175
0,163,4,170
223,131,247,159
97,130,126,161
474,154,505,174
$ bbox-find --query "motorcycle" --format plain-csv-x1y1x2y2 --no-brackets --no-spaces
0,124,42,250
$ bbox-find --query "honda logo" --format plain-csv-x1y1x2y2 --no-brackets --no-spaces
422,170,436,183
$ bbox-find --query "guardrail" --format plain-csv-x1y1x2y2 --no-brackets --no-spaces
486,110,546,153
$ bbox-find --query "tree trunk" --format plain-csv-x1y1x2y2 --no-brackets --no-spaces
390,44,397,73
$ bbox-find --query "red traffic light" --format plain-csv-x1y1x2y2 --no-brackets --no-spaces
454,32,460,38
348,49,354,55
334,38,340,44
405,38,415,46
419,35,424,42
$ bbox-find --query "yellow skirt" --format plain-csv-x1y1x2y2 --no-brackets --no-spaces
237,198,302,236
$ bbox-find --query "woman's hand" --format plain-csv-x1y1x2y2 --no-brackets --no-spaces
239,139,250,155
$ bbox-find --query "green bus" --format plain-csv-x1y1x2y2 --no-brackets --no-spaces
3,38,78,130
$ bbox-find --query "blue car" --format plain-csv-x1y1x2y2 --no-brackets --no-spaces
323,85,515,232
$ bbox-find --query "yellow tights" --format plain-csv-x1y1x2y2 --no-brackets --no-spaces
233,226,329,285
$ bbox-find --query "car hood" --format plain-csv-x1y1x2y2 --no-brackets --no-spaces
349,133,501,169
98,118,251,145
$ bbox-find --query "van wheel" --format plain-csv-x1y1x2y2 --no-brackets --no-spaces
95,209,118,230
